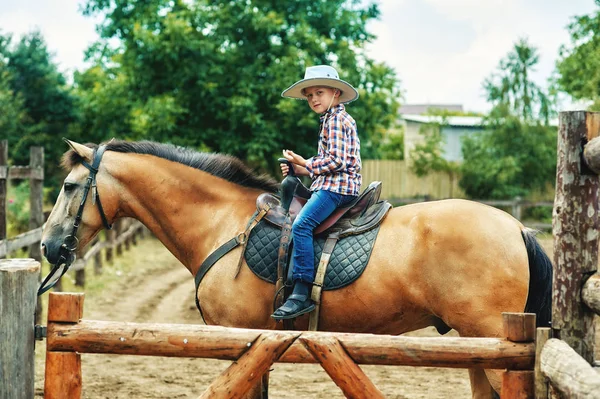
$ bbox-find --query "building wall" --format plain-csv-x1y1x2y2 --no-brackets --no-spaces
402,120,484,162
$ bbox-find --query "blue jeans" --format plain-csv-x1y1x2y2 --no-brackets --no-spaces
291,190,357,283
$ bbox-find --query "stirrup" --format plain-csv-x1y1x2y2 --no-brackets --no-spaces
271,298,315,320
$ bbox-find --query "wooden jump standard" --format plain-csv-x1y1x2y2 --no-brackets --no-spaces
536,110,600,398
44,292,537,399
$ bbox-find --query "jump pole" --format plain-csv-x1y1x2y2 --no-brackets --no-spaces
0,258,40,399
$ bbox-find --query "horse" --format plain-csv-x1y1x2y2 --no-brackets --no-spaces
41,139,552,399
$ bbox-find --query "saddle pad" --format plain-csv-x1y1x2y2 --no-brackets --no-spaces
244,220,380,290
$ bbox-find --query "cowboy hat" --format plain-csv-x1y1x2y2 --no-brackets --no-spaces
281,65,359,104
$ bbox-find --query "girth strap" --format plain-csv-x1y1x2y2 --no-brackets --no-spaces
275,214,292,309
194,205,269,318
308,231,340,331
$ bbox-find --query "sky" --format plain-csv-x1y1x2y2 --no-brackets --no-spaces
0,0,597,113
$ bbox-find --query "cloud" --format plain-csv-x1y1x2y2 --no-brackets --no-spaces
366,0,598,112
0,0,99,74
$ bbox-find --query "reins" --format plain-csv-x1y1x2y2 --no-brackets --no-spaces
38,145,113,296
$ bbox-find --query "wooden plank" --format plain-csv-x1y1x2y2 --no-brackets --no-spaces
501,370,534,399
47,320,535,368
0,227,43,257
582,274,600,316
0,259,41,399
540,338,600,398
7,166,44,180
534,328,551,399
300,335,384,399
47,292,84,323
199,331,298,399
553,111,599,363
503,312,536,342
44,351,82,399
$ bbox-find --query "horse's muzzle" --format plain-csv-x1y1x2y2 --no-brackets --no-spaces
41,235,64,265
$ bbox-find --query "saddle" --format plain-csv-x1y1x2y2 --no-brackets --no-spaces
193,163,392,330
255,163,392,329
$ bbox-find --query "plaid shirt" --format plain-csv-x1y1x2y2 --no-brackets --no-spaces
305,104,362,196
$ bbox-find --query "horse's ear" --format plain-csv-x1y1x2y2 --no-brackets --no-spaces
63,139,93,163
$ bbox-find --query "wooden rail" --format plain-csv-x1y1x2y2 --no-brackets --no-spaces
61,218,147,289
540,339,600,397
42,292,536,399
0,141,44,259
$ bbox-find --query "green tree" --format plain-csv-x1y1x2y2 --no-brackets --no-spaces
458,39,556,199
79,0,401,171
460,110,556,199
379,126,404,160
0,31,82,197
0,40,26,146
410,116,460,197
483,37,552,124
555,3,600,108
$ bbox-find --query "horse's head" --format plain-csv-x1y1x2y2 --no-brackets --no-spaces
41,140,118,266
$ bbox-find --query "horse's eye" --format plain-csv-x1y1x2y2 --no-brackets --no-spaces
63,182,77,192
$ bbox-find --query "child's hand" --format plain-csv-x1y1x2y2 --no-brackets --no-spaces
282,150,307,167
280,162,290,176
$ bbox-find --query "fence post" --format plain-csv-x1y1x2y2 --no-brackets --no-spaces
93,237,103,275
105,229,115,264
552,111,599,363
500,313,535,398
44,292,84,399
0,258,40,399
511,197,522,220
29,146,44,323
0,140,7,259
115,219,123,256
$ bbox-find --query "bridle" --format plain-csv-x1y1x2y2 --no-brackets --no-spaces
38,145,113,295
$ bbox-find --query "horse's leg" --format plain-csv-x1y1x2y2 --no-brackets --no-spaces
468,368,494,399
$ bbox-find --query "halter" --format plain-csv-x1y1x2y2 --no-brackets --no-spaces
38,145,113,295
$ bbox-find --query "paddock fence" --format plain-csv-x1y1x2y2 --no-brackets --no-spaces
535,110,600,398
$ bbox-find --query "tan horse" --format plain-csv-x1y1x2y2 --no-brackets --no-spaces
41,140,552,398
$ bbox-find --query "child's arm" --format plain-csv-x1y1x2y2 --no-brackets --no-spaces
305,115,348,176
281,151,309,176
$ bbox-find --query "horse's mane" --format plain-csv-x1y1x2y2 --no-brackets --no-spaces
61,140,279,193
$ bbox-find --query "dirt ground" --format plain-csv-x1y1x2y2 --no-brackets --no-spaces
33,235,561,398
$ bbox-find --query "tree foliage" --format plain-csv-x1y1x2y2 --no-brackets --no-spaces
457,39,556,199
79,0,401,171
483,37,552,123
0,31,81,196
460,109,556,199
555,3,600,108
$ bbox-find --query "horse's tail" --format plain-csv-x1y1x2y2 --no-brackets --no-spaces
521,228,553,327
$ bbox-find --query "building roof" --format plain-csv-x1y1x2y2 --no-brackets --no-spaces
401,114,559,128
401,114,484,127
399,104,463,115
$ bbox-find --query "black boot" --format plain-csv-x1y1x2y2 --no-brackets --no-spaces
271,280,315,320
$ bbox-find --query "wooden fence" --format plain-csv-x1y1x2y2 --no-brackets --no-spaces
0,140,44,260
39,292,536,398
535,111,600,397
51,218,147,290
362,159,463,199
0,140,147,287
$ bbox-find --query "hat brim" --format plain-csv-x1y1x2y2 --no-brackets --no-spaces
281,78,359,104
